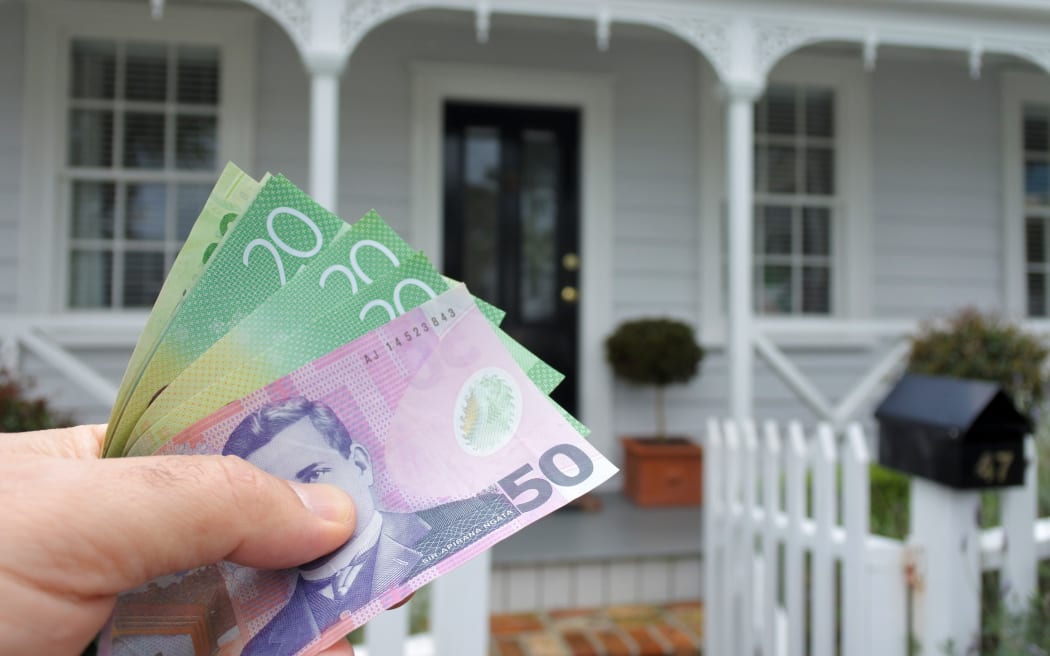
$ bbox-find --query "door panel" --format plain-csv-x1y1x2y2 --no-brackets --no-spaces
444,103,580,414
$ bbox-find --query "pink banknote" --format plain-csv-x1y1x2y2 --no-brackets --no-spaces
101,284,617,656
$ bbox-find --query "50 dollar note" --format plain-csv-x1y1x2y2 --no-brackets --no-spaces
102,284,616,656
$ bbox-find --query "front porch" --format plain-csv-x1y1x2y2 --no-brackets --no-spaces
489,493,703,655
9,0,1050,654
491,493,702,613
13,0,1050,453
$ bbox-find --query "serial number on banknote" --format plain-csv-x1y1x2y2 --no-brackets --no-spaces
363,307,458,363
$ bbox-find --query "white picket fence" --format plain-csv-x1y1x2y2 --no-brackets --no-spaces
705,418,1050,656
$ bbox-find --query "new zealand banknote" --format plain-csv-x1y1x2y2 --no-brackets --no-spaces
106,175,351,457
105,163,263,451
102,285,616,656
123,211,425,450
125,251,565,457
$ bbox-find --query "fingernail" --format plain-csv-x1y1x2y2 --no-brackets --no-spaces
290,483,355,524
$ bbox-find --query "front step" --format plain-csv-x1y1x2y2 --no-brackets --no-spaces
489,601,703,656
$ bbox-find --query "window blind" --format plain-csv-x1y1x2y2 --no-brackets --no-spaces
753,84,836,315
66,38,220,309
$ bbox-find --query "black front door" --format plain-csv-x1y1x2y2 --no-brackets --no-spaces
443,103,580,414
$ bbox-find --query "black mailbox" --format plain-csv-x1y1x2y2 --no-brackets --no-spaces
874,373,1029,489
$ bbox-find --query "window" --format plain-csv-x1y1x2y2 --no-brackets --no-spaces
699,56,868,340
66,38,220,309
1023,105,1050,316
21,1,253,313
753,85,836,315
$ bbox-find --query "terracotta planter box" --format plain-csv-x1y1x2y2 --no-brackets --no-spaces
621,437,703,507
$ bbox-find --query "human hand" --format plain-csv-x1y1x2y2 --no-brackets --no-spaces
0,424,357,656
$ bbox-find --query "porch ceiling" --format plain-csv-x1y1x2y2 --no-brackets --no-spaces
57,0,1050,81
113,0,1050,22
203,0,1050,90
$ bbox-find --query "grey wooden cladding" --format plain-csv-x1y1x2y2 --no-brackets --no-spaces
490,556,702,613
0,3,24,315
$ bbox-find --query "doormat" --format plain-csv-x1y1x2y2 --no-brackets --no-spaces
489,601,702,656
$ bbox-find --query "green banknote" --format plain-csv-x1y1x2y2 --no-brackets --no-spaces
126,251,565,456
125,211,419,442
106,175,352,456
104,163,262,452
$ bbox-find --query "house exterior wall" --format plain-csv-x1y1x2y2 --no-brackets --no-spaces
871,57,1005,317
251,15,702,464
0,4,1030,449
664,55,1016,431
265,15,703,314
0,1,26,314
680,55,1016,430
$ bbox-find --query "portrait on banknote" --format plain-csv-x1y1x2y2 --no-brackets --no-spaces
223,396,430,653
223,396,518,655
103,287,615,656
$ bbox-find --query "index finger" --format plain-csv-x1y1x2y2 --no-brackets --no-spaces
0,424,105,460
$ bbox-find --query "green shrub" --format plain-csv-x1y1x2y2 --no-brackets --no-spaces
870,464,910,539
0,370,70,432
604,318,704,438
908,308,1049,419
972,566,1050,656
900,309,1050,654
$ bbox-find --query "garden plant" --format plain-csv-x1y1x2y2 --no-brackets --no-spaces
873,308,1050,655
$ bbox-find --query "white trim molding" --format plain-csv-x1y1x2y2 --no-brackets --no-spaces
1002,71,1050,318
247,1,1050,91
20,0,256,313
410,62,615,460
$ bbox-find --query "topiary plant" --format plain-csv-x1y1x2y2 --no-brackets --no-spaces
908,308,1049,419
604,318,705,439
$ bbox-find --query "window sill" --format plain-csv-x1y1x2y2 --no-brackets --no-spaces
702,316,919,352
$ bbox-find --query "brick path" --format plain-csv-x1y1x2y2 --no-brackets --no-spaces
489,602,703,656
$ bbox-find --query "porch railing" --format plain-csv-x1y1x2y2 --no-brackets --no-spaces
754,318,1050,427
0,314,145,406
9,313,1050,437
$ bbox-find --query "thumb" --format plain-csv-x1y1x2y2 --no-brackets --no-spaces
7,453,356,598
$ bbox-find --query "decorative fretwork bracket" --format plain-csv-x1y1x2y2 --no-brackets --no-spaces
240,0,424,75
651,14,733,82
244,0,312,51
752,19,843,78
239,0,1050,84
1003,43,1050,77
647,13,840,96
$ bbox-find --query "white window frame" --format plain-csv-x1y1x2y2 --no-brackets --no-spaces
1002,71,1050,319
698,54,872,344
20,0,256,314
753,84,837,315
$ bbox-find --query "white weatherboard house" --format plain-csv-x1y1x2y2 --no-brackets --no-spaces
5,0,1050,654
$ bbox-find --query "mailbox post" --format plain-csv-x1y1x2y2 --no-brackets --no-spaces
875,373,1030,656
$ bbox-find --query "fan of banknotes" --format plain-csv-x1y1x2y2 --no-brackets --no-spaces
98,164,616,656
